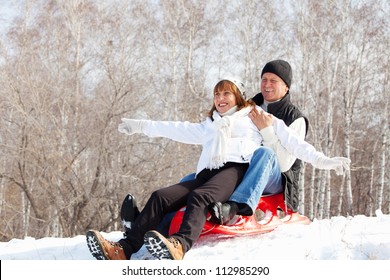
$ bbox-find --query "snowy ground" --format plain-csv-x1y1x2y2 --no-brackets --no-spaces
1,210,390,279
2,210,390,260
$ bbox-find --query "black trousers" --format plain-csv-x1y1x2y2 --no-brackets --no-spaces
119,162,248,258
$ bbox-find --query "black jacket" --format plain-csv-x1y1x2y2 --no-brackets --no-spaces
252,93,309,212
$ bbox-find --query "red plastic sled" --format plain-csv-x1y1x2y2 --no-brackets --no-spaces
169,192,311,237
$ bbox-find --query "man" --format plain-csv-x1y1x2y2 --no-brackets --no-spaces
208,59,309,224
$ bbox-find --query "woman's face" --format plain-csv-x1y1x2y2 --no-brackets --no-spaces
214,88,238,114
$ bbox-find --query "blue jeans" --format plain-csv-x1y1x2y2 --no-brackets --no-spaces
229,146,282,215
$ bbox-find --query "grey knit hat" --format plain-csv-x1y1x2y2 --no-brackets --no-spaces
224,77,246,99
261,60,292,88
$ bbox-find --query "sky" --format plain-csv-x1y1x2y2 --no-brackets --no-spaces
1,209,389,279
0,0,19,33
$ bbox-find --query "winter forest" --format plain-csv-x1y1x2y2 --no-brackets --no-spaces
0,0,389,242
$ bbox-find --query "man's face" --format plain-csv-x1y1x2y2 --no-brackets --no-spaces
261,72,289,102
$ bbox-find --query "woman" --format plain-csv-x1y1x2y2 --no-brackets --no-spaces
86,79,349,260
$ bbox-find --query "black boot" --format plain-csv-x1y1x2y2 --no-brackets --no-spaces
208,201,238,225
120,193,140,236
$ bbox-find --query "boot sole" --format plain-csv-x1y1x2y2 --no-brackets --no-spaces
144,231,175,260
86,230,108,260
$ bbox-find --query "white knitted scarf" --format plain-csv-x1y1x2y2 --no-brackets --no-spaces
207,105,252,169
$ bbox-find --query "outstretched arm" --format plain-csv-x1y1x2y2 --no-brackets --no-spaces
249,108,350,175
271,117,350,175
118,118,206,145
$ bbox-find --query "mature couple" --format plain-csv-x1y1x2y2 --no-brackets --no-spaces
86,60,350,260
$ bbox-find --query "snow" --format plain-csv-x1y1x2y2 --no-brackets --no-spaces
1,210,390,279
2,210,390,260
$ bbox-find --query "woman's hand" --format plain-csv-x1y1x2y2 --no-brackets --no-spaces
118,118,146,135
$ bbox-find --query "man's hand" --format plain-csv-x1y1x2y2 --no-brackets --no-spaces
249,108,274,130
315,157,351,175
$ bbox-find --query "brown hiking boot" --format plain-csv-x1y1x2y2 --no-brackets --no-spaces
86,230,127,260
144,230,184,260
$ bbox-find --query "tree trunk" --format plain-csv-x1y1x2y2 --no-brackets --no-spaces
299,165,306,215
308,168,316,220
377,133,386,211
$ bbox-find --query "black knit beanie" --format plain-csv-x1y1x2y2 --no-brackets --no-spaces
261,60,292,88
